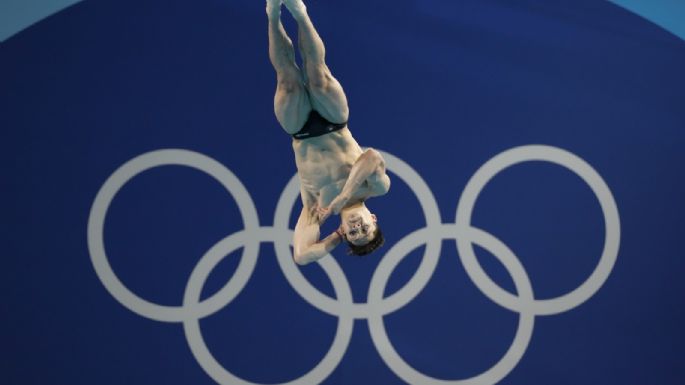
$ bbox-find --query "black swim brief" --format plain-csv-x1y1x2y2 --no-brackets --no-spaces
291,110,347,140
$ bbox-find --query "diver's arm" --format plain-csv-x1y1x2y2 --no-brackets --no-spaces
326,149,390,215
293,195,343,265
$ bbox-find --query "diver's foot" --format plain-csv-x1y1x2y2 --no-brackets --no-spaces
283,0,307,20
266,0,282,17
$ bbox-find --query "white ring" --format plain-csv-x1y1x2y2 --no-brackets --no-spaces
182,229,354,385
87,149,260,322
455,145,621,315
367,224,535,385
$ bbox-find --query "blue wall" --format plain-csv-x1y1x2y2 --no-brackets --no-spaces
2,1,684,384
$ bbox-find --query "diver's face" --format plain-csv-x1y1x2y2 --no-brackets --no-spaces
341,206,377,246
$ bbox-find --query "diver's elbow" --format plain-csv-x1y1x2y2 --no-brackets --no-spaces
380,176,391,195
364,148,383,163
293,252,312,266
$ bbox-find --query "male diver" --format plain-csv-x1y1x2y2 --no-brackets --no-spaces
267,0,390,265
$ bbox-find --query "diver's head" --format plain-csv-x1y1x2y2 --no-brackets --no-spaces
339,202,385,256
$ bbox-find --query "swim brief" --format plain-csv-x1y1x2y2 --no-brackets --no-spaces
291,110,347,140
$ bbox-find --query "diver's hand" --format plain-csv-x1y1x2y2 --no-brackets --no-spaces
318,195,348,224
317,193,350,224
317,206,332,224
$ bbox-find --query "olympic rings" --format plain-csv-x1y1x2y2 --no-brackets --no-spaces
87,145,620,385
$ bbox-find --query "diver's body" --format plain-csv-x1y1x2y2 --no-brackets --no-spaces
267,0,390,265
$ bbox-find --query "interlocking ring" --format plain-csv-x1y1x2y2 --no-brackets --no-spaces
87,145,620,385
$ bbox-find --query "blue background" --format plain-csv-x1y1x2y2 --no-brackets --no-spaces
1,0,684,384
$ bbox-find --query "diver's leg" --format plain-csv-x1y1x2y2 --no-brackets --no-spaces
267,0,311,134
283,0,349,124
